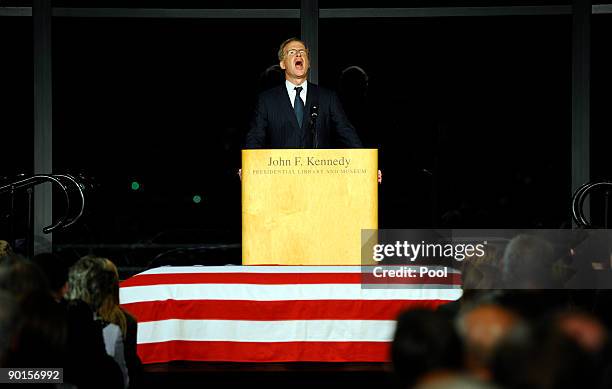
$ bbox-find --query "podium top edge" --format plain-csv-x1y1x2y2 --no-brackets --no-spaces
241,148,379,151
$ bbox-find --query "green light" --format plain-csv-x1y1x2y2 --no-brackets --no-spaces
131,181,140,191
192,195,202,204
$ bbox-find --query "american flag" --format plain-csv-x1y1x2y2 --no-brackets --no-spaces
120,266,461,364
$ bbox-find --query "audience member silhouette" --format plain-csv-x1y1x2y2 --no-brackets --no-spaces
31,252,70,302
501,234,560,288
392,309,464,388
456,303,522,382
67,256,133,388
338,66,375,147
492,317,599,389
0,291,19,367
0,253,124,388
258,64,284,93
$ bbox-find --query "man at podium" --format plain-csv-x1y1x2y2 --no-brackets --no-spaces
245,38,363,149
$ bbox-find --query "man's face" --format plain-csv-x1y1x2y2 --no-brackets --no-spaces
279,41,309,81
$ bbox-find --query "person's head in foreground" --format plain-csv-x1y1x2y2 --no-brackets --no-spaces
492,316,601,389
392,309,463,388
455,303,522,382
501,234,560,288
66,255,129,336
31,252,70,302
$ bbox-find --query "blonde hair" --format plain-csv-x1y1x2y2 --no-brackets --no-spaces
67,255,130,337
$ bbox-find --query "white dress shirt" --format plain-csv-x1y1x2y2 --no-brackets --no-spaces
285,80,307,108
103,323,129,389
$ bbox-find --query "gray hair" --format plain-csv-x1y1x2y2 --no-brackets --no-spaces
277,37,308,61
502,234,556,287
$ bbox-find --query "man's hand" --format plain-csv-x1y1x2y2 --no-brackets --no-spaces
378,169,382,184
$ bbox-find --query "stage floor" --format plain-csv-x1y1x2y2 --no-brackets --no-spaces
141,362,394,389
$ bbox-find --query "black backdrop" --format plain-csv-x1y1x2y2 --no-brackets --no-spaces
2,4,612,265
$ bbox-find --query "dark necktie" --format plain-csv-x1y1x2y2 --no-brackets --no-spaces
294,86,304,128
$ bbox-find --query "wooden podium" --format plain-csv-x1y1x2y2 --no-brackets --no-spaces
242,149,378,265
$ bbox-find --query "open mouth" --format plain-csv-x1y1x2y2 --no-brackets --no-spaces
295,59,304,70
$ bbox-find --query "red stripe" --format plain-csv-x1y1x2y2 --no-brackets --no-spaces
120,272,460,287
121,299,449,322
137,340,390,364
121,273,361,287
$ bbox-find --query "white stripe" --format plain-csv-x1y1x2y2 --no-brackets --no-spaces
137,319,396,344
139,266,365,275
120,283,462,304
137,265,460,275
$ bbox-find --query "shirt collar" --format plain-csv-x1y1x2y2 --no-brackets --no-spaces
285,79,307,95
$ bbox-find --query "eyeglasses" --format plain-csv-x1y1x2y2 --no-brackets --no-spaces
285,49,307,57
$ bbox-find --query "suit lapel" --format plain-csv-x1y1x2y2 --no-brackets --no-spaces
304,82,320,129
303,83,312,128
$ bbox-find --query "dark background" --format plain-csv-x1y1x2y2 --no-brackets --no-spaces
2,1,611,270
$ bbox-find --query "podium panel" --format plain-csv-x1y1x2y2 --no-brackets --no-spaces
242,149,377,265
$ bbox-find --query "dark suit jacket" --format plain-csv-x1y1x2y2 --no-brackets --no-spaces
123,309,143,388
245,82,362,148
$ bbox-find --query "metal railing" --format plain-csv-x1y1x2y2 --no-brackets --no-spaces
571,181,612,228
0,173,89,258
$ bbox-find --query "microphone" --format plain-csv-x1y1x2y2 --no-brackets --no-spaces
309,105,319,148
310,105,319,120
